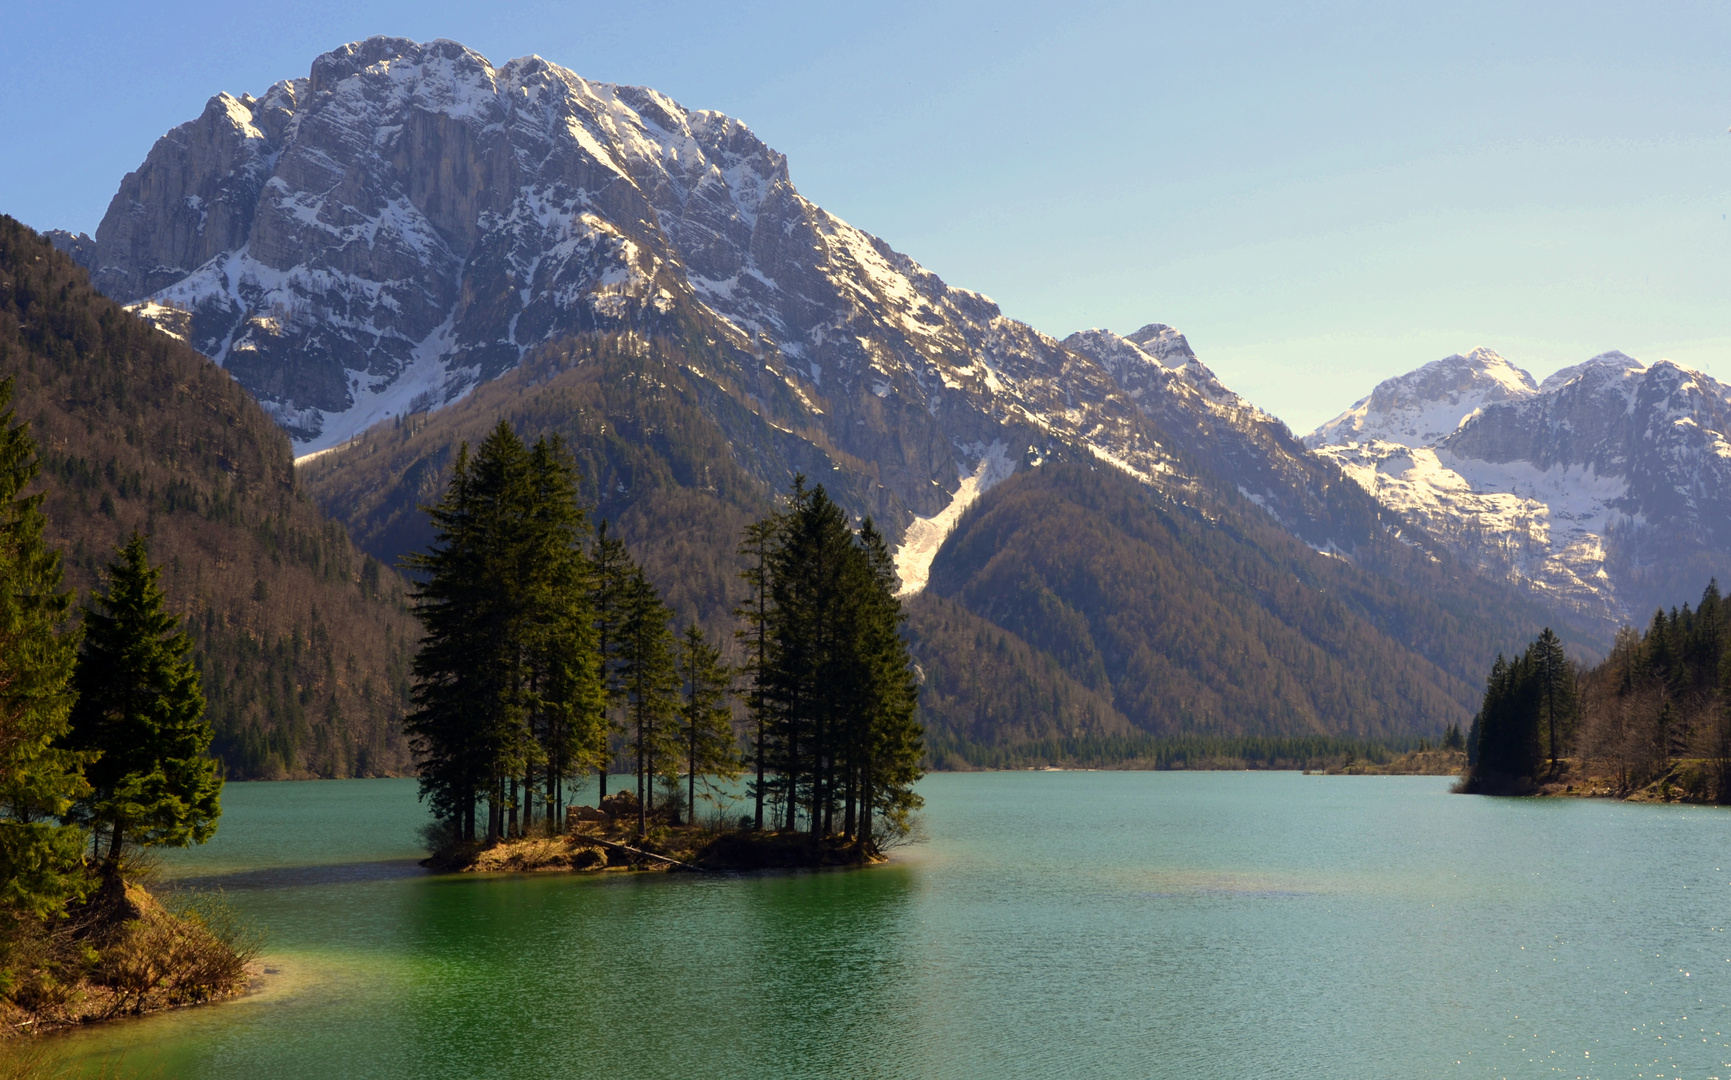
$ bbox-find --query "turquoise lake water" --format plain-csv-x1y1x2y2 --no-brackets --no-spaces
40,772,1731,1078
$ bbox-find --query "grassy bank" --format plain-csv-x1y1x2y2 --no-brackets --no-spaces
0,875,256,1039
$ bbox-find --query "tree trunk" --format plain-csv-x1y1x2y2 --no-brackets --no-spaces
508,777,519,839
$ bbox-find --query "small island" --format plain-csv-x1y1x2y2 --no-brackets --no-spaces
405,433,925,878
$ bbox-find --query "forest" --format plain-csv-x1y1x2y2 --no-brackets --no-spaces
1460,581,1731,800
405,421,925,864
0,218,416,780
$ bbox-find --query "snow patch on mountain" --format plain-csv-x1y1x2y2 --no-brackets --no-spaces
893,440,1015,596
1313,347,1731,629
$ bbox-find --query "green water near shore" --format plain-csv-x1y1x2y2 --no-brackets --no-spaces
42,772,1731,1078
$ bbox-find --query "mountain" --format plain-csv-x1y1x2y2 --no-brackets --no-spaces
1306,347,1538,449
0,217,415,778
1309,349,1731,635
65,36,1582,758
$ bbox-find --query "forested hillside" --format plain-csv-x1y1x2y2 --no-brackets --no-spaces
0,217,414,778
922,461,1550,742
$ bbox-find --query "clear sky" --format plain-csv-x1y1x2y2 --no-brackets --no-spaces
2,0,1726,434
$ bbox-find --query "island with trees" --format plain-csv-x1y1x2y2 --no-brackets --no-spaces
405,422,925,874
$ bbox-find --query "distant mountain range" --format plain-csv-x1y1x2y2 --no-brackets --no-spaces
1308,348,1731,633
40,35,1719,758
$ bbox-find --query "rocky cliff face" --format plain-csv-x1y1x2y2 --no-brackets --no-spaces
1311,350,1731,632
94,43,1189,533
88,35,1420,588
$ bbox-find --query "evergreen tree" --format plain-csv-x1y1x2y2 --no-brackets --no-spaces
676,623,738,826
0,379,90,916
406,424,603,842
589,520,631,801
1530,628,1577,773
403,444,488,840
1464,646,1543,791
734,516,778,831
748,481,925,843
522,437,604,834
619,566,678,836
66,534,221,871
851,519,924,844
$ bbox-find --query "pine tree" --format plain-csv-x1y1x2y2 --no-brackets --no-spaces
403,444,487,840
66,534,221,872
619,566,677,836
590,520,631,802
734,516,779,830
746,483,925,843
522,437,604,835
1530,628,1576,774
0,379,90,917
406,424,604,843
676,623,738,826
852,519,924,845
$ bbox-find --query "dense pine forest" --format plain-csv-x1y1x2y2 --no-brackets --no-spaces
405,422,923,854
1460,582,1731,799
0,219,415,779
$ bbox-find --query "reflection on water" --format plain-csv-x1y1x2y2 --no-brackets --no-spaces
44,772,1731,1079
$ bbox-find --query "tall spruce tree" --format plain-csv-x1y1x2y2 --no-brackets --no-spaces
1464,645,1543,792
852,519,924,844
406,424,603,843
734,517,779,831
404,444,487,840
66,534,221,871
0,379,90,917
590,520,631,802
1530,628,1577,774
749,481,925,843
523,437,604,834
676,622,738,826
620,566,678,836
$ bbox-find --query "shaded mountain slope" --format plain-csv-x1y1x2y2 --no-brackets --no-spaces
925,462,1554,740
0,217,413,777
903,592,1133,767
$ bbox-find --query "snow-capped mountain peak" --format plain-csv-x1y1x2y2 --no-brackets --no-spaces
1305,346,1538,450
1312,346,1731,632
1536,349,1647,394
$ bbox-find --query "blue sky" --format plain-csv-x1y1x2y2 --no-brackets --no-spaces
2,0,1726,433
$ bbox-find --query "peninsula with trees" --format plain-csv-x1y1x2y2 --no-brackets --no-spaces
1458,582,1731,802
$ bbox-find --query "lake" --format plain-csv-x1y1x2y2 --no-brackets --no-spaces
41,771,1731,1079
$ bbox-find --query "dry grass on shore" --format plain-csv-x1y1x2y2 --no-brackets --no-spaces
1,879,258,1040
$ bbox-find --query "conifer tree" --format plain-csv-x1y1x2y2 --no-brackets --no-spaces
0,379,90,916
852,519,924,844
734,517,778,830
406,425,603,842
619,566,677,835
1530,628,1576,773
523,437,604,833
676,623,738,825
66,534,221,872
590,520,631,801
404,444,487,840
